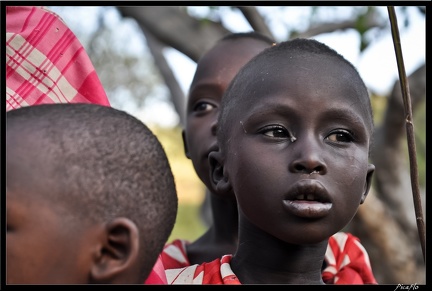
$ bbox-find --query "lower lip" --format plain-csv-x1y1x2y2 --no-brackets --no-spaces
283,200,332,218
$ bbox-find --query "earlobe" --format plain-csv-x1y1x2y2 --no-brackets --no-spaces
208,150,231,196
90,218,140,283
360,164,375,204
182,130,191,159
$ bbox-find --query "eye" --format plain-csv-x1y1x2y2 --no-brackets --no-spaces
326,130,354,143
259,125,292,140
193,101,216,113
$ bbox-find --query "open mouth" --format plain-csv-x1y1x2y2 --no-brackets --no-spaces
294,194,327,202
283,180,332,218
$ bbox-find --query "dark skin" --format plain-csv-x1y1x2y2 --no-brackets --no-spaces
6,133,142,284
182,37,272,264
209,53,375,284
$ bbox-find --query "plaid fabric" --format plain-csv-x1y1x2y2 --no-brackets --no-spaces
6,6,110,111
162,233,377,284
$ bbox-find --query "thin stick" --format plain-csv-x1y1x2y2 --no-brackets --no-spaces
387,6,425,262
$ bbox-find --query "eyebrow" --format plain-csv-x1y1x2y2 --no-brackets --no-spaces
320,107,367,126
245,100,368,127
189,82,223,95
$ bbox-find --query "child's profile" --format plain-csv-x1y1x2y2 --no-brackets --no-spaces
6,103,178,284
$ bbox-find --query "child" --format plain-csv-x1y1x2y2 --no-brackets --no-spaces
160,32,377,284
6,103,178,284
160,32,276,269
165,38,376,284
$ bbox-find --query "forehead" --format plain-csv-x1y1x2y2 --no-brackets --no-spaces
191,38,270,84
244,53,366,105
225,52,371,128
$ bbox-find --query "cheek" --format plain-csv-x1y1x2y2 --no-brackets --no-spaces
331,154,370,218
7,229,55,283
186,120,214,153
7,215,87,283
334,152,369,193
229,147,284,219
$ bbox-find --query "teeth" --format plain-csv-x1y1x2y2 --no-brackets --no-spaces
306,194,315,200
296,194,305,200
294,194,318,201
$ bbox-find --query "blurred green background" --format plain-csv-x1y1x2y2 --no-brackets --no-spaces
150,126,208,243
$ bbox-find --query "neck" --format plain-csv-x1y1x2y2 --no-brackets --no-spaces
209,193,239,239
186,190,238,264
231,217,328,284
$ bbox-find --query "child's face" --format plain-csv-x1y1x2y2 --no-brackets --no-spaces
223,54,374,244
6,187,96,283
184,39,270,193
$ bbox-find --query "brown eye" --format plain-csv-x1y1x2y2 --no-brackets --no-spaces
260,125,292,140
264,128,286,138
326,130,353,143
194,102,215,113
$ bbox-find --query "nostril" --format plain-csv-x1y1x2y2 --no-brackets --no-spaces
291,163,325,175
294,164,307,173
313,165,324,174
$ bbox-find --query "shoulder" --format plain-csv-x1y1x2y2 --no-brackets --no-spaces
161,239,191,269
324,232,377,284
328,232,370,258
166,255,240,285
166,264,200,284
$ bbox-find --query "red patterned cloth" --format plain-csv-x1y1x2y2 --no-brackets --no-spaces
160,238,191,269
6,6,110,111
322,232,377,284
163,232,378,284
166,254,240,284
144,254,168,284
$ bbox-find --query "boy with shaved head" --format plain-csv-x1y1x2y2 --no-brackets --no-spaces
6,103,178,284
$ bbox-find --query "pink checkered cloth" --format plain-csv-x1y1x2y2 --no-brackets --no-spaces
6,6,111,111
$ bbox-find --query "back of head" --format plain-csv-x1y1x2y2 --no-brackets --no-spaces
218,38,374,151
219,31,275,45
6,103,178,280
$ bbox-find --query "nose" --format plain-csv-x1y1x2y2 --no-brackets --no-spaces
289,135,327,175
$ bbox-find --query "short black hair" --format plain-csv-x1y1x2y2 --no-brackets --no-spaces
6,103,178,280
218,38,374,152
220,31,276,45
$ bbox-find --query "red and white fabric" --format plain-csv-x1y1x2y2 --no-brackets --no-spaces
162,232,378,284
166,254,240,284
6,6,110,111
322,232,377,284
144,254,168,284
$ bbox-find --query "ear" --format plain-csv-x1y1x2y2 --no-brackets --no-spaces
208,150,232,196
182,129,191,159
360,164,375,204
90,217,140,283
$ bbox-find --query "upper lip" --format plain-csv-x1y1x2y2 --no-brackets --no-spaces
285,180,331,203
